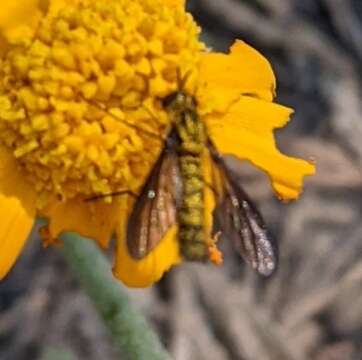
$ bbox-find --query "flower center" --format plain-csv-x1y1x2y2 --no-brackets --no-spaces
0,0,203,208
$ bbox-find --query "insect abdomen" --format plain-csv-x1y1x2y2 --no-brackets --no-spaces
164,91,209,261
179,154,208,260
177,104,208,261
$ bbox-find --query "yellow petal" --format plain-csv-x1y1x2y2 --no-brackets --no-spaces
202,149,216,242
205,96,315,200
113,197,181,288
164,0,185,6
0,0,43,42
47,0,81,17
41,197,123,248
0,146,36,279
202,149,224,264
197,40,276,114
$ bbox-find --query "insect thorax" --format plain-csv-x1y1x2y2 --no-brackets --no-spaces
164,92,208,261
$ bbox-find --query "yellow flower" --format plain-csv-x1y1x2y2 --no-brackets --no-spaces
0,0,315,287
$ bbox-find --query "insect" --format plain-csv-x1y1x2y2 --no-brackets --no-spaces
124,84,277,277
88,75,277,276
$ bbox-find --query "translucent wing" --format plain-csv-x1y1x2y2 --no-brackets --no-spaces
210,148,278,276
127,141,182,259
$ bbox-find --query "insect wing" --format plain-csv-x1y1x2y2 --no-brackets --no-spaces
127,147,182,259
211,155,277,276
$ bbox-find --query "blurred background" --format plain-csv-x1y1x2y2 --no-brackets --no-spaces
1,0,362,359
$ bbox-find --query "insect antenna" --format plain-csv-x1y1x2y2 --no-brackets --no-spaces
176,68,193,92
85,189,138,202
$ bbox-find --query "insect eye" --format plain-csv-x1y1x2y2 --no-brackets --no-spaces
186,95,197,108
161,92,178,109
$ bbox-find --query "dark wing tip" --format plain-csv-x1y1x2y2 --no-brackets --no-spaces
257,256,277,276
255,231,278,276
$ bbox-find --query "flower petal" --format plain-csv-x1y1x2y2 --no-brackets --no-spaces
164,0,185,6
205,96,315,200
113,197,181,288
202,149,216,242
0,0,43,43
0,146,36,279
47,0,82,16
197,40,276,114
42,197,123,248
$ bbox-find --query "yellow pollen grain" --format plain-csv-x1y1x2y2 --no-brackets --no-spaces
81,82,98,99
98,75,117,97
51,47,76,70
148,40,163,56
31,114,49,131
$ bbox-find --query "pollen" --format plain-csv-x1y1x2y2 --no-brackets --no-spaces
0,0,203,208
208,232,223,266
208,243,223,266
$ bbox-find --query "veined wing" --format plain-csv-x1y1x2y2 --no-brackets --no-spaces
127,138,182,259
209,146,277,276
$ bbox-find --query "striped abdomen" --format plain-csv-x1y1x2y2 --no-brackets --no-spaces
173,96,208,261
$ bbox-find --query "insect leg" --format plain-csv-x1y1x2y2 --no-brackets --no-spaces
85,190,137,202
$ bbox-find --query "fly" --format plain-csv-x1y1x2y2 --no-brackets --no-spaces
88,78,278,276
125,89,277,276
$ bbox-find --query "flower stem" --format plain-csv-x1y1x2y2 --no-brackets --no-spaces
60,233,171,360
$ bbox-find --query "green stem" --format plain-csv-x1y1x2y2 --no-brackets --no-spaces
61,233,171,360
40,347,77,360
